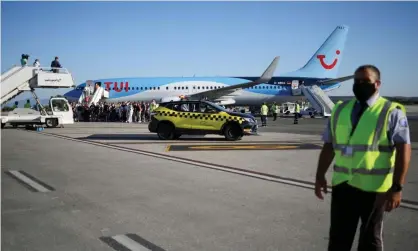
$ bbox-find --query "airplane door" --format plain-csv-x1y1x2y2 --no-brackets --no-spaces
291,80,302,96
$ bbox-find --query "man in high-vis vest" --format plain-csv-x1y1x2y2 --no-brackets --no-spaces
294,102,300,124
260,102,268,126
314,65,411,251
24,100,31,108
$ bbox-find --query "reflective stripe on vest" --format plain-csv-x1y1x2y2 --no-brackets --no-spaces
330,97,403,192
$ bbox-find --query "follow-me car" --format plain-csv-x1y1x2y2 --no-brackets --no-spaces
148,100,258,141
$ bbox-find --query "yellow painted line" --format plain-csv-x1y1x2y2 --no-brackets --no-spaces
188,145,299,150
164,145,171,152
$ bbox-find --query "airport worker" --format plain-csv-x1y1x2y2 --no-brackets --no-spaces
24,100,31,108
260,102,268,126
271,102,278,121
314,65,412,251
150,99,158,113
12,101,18,109
294,102,300,124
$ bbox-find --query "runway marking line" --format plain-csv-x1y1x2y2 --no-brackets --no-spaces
100,233,166,251
4,170,55,192
166,143,322,151
27,130,418,212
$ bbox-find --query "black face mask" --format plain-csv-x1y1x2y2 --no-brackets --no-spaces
352,82,376,103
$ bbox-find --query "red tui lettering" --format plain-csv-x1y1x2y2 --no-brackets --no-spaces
113,82,129,92
105,82,112,90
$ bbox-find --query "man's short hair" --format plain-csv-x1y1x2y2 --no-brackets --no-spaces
355,64,381,80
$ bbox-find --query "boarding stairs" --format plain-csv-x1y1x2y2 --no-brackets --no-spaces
77,83,109,106
300,85,335,117
1,65,76,106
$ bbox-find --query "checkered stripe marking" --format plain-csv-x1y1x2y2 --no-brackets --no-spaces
155,111,245,122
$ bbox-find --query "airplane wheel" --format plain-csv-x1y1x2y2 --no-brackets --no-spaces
157,122,175,140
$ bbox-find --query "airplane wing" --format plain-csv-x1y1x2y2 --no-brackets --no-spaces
317,75,354,85
186,56,280,100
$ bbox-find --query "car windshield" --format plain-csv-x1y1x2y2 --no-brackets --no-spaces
204,101,228,112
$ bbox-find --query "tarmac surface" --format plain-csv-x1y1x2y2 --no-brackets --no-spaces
2,117,418,251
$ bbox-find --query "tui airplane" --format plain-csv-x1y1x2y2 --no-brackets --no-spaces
64,25,353,106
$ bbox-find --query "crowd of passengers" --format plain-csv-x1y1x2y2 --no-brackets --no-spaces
70,101,157,123
70,100,247,122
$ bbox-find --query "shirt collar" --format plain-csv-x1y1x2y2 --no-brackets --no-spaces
356,92,380,107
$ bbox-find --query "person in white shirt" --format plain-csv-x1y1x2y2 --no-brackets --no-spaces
33,59,40,67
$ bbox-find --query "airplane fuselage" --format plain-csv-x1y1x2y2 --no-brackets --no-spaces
65,76,341,106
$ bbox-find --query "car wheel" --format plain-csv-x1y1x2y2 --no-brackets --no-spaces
157,122,175,140
224,123,242,141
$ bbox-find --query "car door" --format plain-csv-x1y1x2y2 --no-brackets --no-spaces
172,101,193,130
190,102,220,131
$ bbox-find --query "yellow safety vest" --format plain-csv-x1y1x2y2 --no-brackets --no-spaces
295,104,300,113
150,103,158,112
261,105,268,115
24,103,31,108
330,97,406,192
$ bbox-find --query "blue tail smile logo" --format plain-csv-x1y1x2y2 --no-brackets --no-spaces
317,50,340,70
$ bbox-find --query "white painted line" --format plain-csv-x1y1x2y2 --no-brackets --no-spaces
402,203,418,211
8,170,51,192
112,234,151,251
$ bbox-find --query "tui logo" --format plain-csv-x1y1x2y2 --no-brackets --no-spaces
317,50,340,70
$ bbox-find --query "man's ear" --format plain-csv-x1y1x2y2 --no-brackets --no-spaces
376,79,381,87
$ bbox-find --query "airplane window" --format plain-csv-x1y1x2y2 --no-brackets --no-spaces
141,87,143,90
198,87,200,89
193,86,196,89
182,87,184,90
158,87,160,90
210,86,213,89
186,87,188,89
174,87,177,90
153,87,155,90
166,87,169,90
145,87,148,90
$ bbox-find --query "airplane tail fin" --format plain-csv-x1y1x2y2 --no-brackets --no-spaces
296,25,349,79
